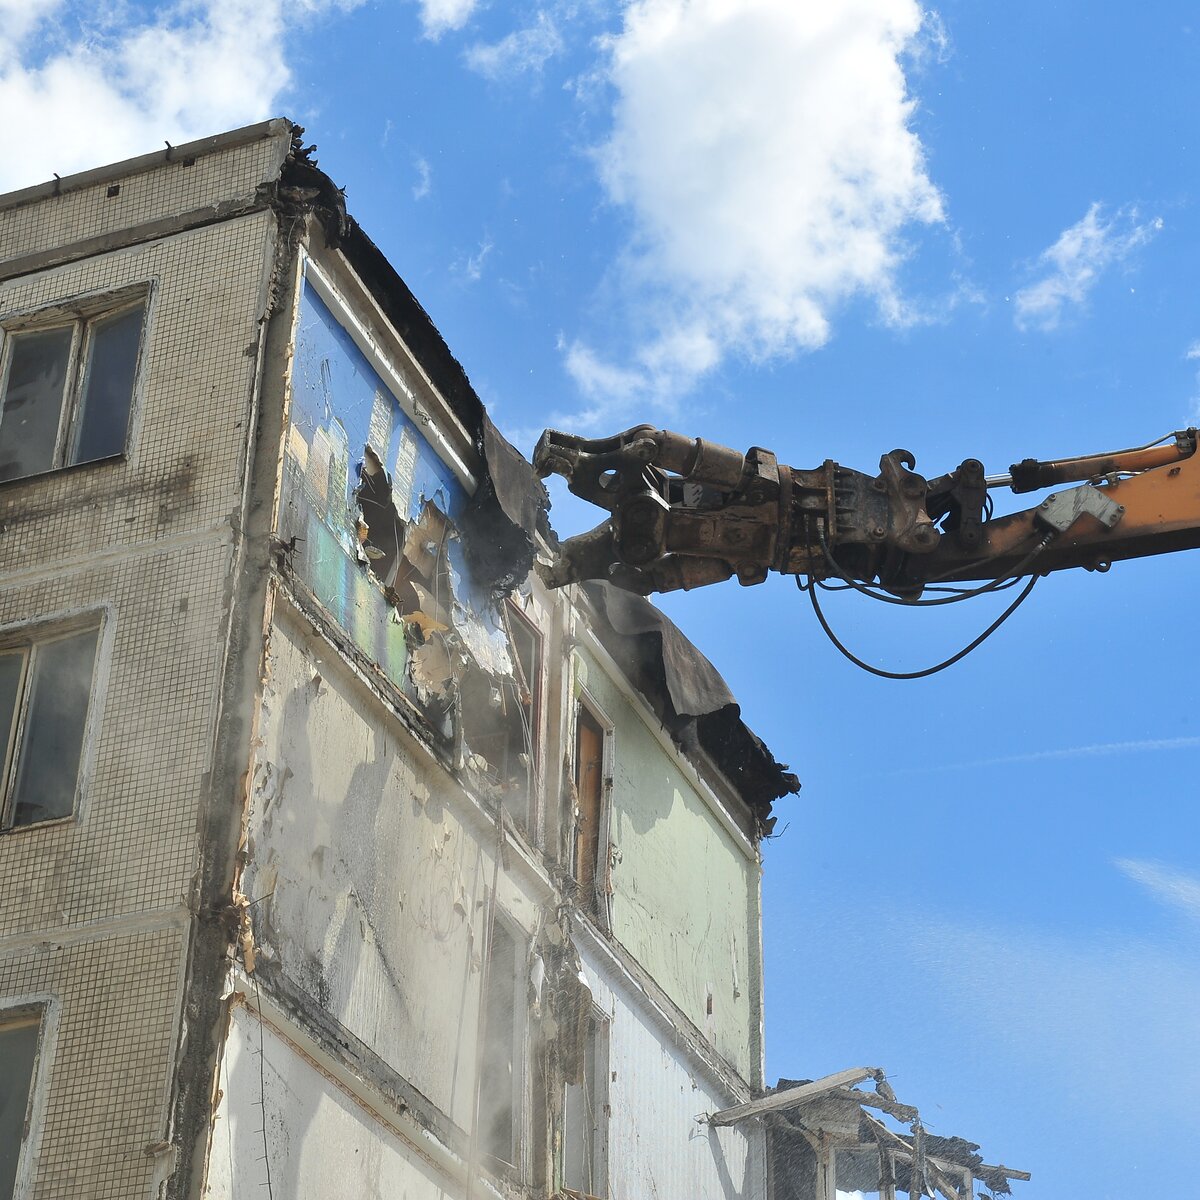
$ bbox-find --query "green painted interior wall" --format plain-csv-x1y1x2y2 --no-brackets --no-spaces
574,649,760,1082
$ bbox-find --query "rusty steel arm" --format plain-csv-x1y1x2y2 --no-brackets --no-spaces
533,425,1200,597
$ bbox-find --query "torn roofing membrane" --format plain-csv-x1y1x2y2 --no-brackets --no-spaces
584,583,799,829
279,129,797,823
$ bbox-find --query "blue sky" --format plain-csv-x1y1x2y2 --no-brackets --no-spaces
7,1,1200,1195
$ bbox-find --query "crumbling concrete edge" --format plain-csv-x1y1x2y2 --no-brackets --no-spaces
163,200,299,1200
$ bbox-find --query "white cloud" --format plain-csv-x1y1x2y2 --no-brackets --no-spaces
464,11,564,81
559,322,721,421
1013,203,1162,332
454,235,494,283
0,0,359,192
412,155,433,200
417,0,478,40
1116,858,1200,922
0,0,63,56
565,0,944,424
1187,342,1200,360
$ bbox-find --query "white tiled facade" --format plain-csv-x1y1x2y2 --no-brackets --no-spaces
0,125,287,1199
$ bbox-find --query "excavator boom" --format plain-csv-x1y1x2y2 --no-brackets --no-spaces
533,426,1200,597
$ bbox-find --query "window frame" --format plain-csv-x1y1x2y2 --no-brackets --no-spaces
560,1006,610,1199
0,998,55,1200
504,598,544,769
0,613,105,834
571,689,614,925
0,284,150,483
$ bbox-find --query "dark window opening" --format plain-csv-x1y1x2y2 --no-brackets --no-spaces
0,295,147,483
1,327,72,481
0,624,99,830
767,1123,819,1200
573,705,605,913
0,1010,41,1200
479,919,523,1172
835,1146,883,1200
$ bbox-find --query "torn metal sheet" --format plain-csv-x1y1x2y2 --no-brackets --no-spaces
583,581,799,829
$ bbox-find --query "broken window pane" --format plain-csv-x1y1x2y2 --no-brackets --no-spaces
72,303,143,465
480,919,522,1171
8,626,99,828
835,1146,883,1200
0,1012,40,1200
0,326,72,481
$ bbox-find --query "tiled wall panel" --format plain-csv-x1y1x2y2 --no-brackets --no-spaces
0,921,186,1200
0,536,237,935
0,210,279,573
0,131,288,265
0,141,287,1198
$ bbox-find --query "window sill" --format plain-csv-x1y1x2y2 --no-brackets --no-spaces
0,813,76,837
0,451,127,490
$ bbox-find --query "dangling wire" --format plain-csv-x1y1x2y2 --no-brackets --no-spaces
800,528,1056,679
814,528,1053,607
805,571,1040,679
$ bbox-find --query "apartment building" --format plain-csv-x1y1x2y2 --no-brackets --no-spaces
0,119,802,1200
0,119,1025,1200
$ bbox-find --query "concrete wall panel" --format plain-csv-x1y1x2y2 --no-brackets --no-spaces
205,1003,461,1200
0,920,186,1200
0,209,279,573
244,604,543,1131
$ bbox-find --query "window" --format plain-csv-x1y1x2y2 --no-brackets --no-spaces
0,1009,42,1200
0,290,147,482
562,1013,608,1198
479,918,526,1173
0,623,100,829
572,701,609,915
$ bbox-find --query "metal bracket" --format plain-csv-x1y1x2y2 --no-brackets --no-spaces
1035,485,1124,534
